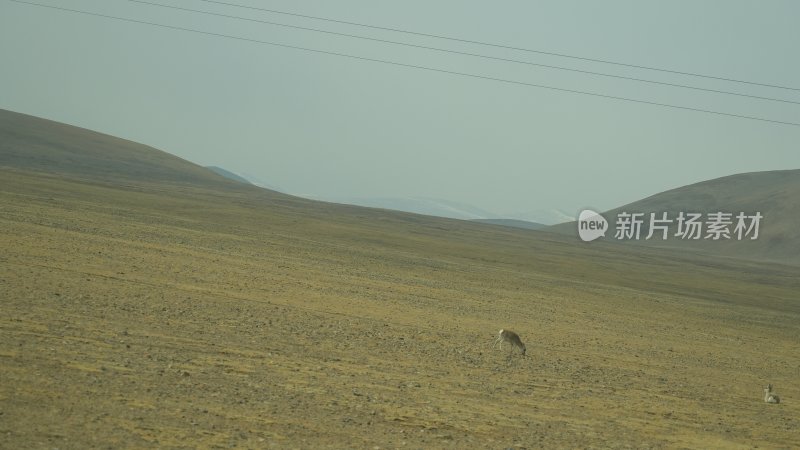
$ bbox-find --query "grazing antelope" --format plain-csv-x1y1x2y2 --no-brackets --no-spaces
764,384,780,404
493,329,526,356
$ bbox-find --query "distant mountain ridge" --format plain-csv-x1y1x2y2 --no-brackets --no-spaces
206,166,252,184
300,196,500,221
205,166,286,193
502,208,574,226
471,219,546,230
300,195,572,225
235,171,286,193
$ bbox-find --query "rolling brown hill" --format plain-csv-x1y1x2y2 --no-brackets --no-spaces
1,109,798,448
548,170,800,265
0,109,247,187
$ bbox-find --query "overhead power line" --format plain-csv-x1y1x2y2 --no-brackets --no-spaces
193,0,800,92
126,0,799,106
8,0,800,128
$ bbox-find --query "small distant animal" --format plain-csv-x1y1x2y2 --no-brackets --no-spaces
493,329,526,356
764,384,780,404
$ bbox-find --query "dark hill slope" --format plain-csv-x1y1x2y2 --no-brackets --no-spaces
547,170,800,265
0,109,235,187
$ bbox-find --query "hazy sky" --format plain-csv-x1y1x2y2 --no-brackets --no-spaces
2,0,799,216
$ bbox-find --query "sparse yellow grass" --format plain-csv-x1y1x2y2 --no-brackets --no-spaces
1,168,798,448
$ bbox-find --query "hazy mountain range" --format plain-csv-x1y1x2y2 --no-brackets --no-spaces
277,195,571,227
204,168,571,226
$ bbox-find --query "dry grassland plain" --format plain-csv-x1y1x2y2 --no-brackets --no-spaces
1,169,799,449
